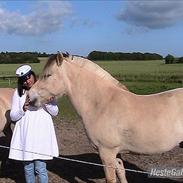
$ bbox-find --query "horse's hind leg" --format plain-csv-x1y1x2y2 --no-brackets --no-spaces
115,158,127,183
99,148,126,183
1,123,12,169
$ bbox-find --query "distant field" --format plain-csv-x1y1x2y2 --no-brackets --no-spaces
96,60,183,94
1,60,183,119
97,60,183,82
0,62,45,76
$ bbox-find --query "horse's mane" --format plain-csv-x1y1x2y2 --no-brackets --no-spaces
42,53,128,91
69,55,128,90
41,54,57,76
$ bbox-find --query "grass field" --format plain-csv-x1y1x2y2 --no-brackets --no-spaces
1,60,183,119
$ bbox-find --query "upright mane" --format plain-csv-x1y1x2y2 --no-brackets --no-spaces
41,53,69,78
69,55,128,90
41,54,57,78
42,53,128,90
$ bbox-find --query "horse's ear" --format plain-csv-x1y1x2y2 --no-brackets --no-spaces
62,52,70,58
66,52,70,56
56,52,64,66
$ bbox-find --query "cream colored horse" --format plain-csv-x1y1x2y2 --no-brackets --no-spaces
29,53,183,183
0,88,14,140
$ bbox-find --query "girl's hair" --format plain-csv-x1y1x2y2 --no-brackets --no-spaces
17,71,37,97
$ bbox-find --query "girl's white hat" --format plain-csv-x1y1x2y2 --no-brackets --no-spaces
16,65,32,78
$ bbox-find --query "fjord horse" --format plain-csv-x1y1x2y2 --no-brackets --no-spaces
29,53,183,183
0,88,14,135
0,88,14,167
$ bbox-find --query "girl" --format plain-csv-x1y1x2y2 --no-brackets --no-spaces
9,65,59,183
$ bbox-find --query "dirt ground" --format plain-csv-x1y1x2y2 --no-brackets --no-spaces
0,118,183,183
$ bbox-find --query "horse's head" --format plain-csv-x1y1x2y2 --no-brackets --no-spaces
29,52,68,107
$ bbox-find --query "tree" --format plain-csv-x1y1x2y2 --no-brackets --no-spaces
165,54,175,64
177,57,183,63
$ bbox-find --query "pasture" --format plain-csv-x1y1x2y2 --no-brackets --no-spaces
0,59,183,119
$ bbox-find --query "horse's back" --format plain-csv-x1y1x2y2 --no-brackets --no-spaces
0,88,14,105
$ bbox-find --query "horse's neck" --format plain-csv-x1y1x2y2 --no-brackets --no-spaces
64,62,114,120
72,56,128,91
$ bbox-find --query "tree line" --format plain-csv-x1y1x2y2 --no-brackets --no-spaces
0,51,182,64
87,51,163,61
88,51,183,64
0,52,50,64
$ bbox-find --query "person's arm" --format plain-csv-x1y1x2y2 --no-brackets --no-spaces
10,90,25,122
44,98,59,116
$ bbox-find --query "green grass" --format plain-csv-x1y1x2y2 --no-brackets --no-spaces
96,60,183,83
57,96,80,120
125,81,182,95
97,60,183,75
0,62,45,76
1,60,183,119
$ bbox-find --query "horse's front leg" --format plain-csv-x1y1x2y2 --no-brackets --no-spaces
99,147,127,183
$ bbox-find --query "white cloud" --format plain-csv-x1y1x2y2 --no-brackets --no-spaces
118,0,183,29
0,1,72,36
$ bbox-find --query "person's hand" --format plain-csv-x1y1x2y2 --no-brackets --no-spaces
23,95,30,111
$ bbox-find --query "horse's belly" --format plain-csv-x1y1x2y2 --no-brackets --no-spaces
127,144,175,154
123,136,181,154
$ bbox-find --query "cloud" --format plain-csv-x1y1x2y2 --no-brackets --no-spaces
117,1,183,29
0,1,72,36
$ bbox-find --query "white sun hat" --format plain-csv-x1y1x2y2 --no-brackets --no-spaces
16,65,32,78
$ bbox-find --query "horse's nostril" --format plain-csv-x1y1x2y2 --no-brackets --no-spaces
179,141,183,148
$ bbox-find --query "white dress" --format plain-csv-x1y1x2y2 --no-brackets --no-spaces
9,89,59,161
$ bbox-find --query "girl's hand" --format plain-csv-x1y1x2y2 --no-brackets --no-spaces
23,95,30,111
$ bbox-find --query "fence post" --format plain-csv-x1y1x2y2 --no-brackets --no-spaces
8,79,11,86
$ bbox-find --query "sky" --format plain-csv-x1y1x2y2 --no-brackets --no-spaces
0,0,183,57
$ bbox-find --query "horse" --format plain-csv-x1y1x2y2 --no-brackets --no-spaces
0,88,14,135
0,88,14,168
28,52,183,183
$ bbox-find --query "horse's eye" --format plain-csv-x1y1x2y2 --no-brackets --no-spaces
43,74,51,79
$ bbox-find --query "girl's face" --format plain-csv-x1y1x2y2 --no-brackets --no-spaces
22,74,36,89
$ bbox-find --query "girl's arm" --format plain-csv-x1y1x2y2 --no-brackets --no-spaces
10,90,25,121
44,98,59,116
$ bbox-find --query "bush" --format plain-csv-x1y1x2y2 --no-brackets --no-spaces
178,57,183,63
0,52,40,64
165,54,175,64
